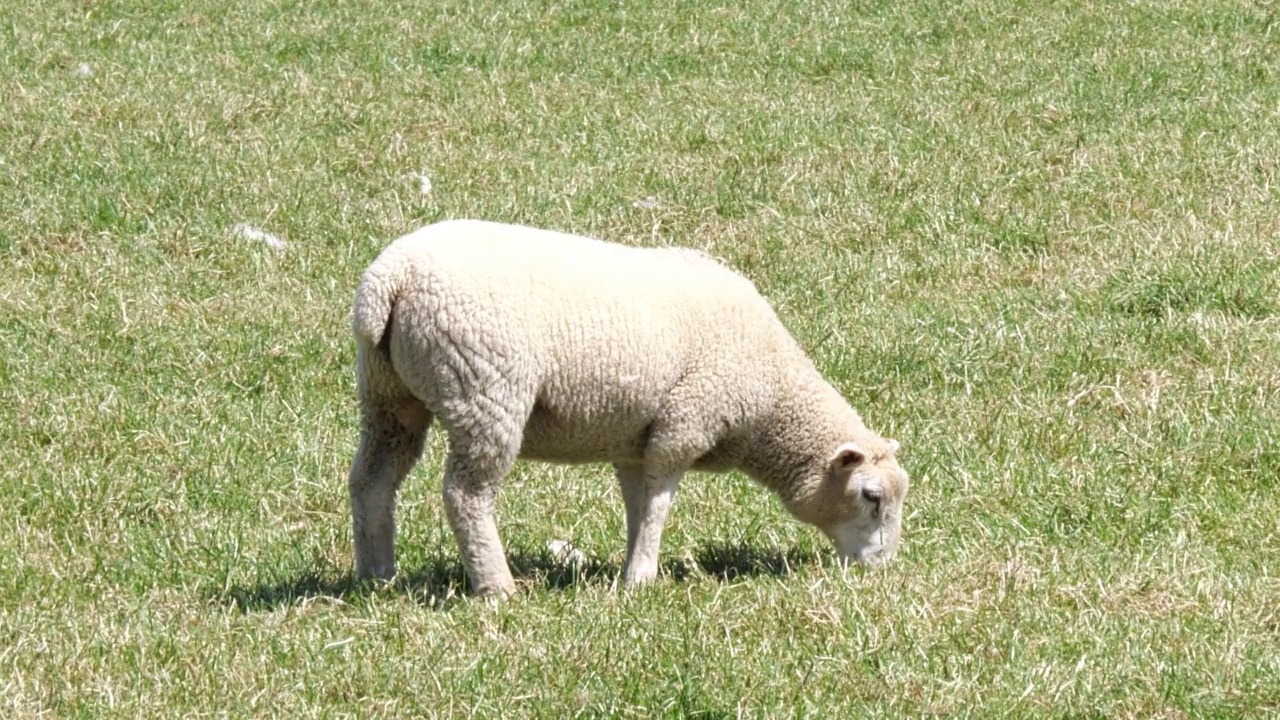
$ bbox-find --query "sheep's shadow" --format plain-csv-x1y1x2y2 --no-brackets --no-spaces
673,542,817,582
215,542,816,613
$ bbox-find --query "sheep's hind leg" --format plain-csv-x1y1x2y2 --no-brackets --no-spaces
348,397,433,582
442,445,519,598
615,463,683,587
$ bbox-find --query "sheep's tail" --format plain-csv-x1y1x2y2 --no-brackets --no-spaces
352,248,411,348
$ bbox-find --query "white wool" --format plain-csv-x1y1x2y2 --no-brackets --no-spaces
346,219,909,596
230,222,286,251
546,539,587,567
404,171,432,196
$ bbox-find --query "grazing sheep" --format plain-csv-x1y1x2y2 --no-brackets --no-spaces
347,219,910,597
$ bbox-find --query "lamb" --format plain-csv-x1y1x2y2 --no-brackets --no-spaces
346,219,910,597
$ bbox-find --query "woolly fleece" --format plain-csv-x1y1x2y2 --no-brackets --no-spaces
347,219,909,596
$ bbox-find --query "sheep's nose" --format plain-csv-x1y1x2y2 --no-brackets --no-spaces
861,486,883,503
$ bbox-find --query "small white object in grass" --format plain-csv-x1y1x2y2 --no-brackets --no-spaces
632,195,661,210
546,539,587,567
407,171,433,195
322,637,354,651
74,63,94,78
230,222,287,251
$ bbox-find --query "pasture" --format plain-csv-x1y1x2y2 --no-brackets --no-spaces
2,0,1278,715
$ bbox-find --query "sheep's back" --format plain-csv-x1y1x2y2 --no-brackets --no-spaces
390,220,787,464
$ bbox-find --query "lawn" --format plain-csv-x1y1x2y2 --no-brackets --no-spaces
2,0,1278,716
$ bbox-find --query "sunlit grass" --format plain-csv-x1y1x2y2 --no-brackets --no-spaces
1,0,1278,716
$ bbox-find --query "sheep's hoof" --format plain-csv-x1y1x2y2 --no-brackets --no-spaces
620,573,660,592
471,581,518,600
353,574,396,594
354,563,396,583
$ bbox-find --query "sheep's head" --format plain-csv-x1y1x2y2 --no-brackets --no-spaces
789,438,910,567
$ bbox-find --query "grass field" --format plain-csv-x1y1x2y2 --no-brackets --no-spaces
3,0,1279,716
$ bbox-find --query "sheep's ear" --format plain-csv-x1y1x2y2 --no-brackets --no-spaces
888,438,901,454
830,442,866,471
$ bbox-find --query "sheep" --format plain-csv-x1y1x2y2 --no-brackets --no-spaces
347,219,910,597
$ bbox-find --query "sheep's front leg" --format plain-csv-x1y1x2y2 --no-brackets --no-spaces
442,451,518,598
616,464,683,587
348,400,432,581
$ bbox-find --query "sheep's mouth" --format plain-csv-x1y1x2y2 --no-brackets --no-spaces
853,543,896,566
829,520,898,567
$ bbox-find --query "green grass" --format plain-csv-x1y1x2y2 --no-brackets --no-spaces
3,0,1279,716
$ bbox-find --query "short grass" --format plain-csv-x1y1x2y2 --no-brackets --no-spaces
3,0,1279,716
